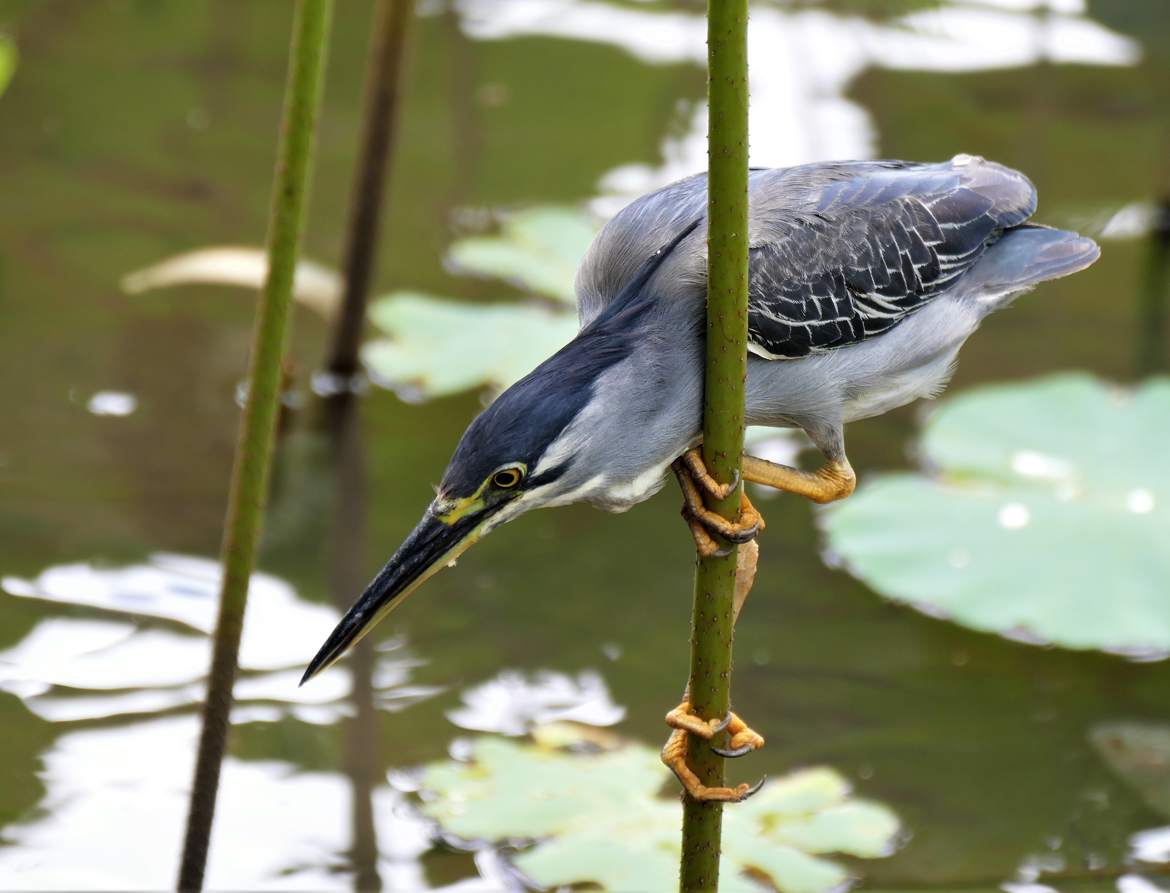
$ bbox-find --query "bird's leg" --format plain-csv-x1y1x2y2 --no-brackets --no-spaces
661,541,766,802
741,453,856,505
673,450,765,558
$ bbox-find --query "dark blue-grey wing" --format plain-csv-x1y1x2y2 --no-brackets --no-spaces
747,159,1036,359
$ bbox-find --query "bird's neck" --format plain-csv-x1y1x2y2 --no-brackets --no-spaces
533,311,704,512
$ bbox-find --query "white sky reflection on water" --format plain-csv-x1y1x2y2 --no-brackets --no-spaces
0,716,436,891
0,559,448,887
0,554,435,724
86,390,137,417
452,0,1138,213
446,669,625,735
2,553,336,669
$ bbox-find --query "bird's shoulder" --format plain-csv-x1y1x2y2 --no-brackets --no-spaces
575,157,1038,358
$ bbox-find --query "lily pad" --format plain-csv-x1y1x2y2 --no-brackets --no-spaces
363,292,579,398
823,374,1170,656
121,246,343,319
447,206,596,305
415,732,899,892
119,206,593,400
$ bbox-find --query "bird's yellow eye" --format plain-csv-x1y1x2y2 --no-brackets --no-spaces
492,467,523,489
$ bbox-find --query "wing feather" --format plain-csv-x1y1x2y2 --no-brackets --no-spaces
574,157,1038,349
746,158,1036,358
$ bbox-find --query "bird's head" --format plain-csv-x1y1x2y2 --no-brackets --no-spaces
301,217,699,684
300,340,617,684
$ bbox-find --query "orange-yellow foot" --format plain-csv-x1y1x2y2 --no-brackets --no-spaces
741,453,856,505
673,449,766,559
661,700,766,802
714,712,766,759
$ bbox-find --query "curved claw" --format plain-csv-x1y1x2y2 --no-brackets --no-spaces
712,711,766,758
680,502,760,546
680,507,734,559
718,516,761,545
741,775,767,800
713,741,756,759
722,466,741,497
710,710,733,736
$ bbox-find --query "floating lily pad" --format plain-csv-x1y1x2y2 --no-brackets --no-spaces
121,246,343,319
823,374,1170,656
415,732,899,892
120,206,592,400
363,292,579,398
447,206,596,305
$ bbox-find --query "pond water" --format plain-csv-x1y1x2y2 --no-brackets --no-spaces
1,0,1169,889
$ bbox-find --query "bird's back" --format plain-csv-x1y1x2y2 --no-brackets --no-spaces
575,157,1095,360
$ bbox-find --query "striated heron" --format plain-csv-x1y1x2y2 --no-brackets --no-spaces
303,156,1099,800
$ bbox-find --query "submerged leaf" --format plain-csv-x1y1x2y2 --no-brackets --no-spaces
1090,722,1170,819
121,246,343,319
415,731,899,892
447,206,596,305
364,292,578,397
823,374,1170,655
0,35,16,97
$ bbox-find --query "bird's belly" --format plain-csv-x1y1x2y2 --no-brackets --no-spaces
840,350,960,423
746,297,980,430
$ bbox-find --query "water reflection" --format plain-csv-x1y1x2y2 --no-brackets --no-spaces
1137,198,1170,376
0,554,433,724
0,716,433,891
446,669,625,735
0,546,440,888
1130,826,1170,864
452,0,1138,213
322,394,383,890
86,390,138,417
0,564,656,890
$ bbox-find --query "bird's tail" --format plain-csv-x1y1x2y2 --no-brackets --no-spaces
960,224,1100,311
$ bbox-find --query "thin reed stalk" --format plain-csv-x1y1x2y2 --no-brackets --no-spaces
177,1,332,888
325,0,415,379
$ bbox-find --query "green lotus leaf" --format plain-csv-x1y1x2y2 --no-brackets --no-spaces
823,374,1170,655
447,206,596,305
416,732,899,892
364,292,579,397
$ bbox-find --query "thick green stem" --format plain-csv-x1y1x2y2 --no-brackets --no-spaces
679,1,750,891
177,1,332,888
325,0,414,379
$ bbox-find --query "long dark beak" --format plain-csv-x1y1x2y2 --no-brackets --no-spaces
301,509,489,684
